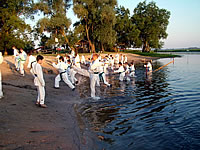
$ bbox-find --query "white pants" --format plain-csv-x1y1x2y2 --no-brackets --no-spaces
36,85,45,104
119,72,125,81
15,57,20,70
90,74,99,97
99,72,110,86
20,61,25,75
129,71,135,77
104,64,108,74
73,66,90,77
55,73,75,89
69,69,78,84
0,71,3,98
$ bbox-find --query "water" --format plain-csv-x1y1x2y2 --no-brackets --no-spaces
77,53,200,150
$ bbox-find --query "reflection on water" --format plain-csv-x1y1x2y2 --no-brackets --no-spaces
77,54,200,150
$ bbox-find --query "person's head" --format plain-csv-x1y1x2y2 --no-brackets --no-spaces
92,54,99,61
36,55,44,64
59,56,64,62
119,62,122,66
67,59,71,64
20,48,24,53
12,46,16,50
124,62,128,66
28,51,32,56
131,61,134,65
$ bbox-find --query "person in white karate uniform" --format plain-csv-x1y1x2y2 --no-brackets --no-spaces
124,62,131,81
98,62,111,87
81,55,86,64
27,52,36,69
124,55,128,64
144,61,152,71
19,48,27,76
129,61,136,77
114,62,125,81
0,52,3,99
30,55,47,108
115,53,119,64
75,54,81,68
12,46,20,71
89,54,101,99
120,54,124,64
66,59,78,85
53,56,75,90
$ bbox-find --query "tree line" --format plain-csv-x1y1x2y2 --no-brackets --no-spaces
0,0,170,54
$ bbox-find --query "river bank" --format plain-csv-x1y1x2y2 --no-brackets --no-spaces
0,53,157,150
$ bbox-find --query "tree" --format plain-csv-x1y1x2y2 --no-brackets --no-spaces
115,6,140,51
73,0,117,53
0,0,34,55
132,1,170,52
35,0,71,49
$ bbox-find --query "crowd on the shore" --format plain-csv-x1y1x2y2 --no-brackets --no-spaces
0,47,153,108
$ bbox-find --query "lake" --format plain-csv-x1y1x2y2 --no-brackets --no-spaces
77,53,200,150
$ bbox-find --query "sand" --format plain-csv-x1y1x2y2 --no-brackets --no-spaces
0,53,156,150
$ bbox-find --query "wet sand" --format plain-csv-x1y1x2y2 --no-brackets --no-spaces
0,53,156,150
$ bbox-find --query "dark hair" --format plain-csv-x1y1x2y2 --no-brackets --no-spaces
36,55,44,62
119,62,122,65
67,59,71,63
59,56,64,62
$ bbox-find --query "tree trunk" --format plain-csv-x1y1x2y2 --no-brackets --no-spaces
85,24,96,53
142,41,150,52
101,43,105,53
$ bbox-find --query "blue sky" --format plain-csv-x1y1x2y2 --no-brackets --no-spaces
29,0,200,49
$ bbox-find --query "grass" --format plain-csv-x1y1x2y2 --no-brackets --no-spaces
124,50,181,58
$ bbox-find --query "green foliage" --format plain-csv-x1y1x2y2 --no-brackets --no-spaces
0,0,34,54
35,0,71,48
125,50,180,58
115,6,140,50
132,1,170,52
73,0,117,52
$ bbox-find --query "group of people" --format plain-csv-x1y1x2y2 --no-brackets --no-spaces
0,48,153,108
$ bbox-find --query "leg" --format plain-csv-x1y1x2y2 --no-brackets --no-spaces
39,86,45,105
102,73,110,86
62,73,75,89
90,74,96,97
55,74,61,88
20,62,25,76
119,72,125,81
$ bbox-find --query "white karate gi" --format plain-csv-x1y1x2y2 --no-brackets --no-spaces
115,54,119,64
114,66,125,81
81,55,86,64
75,54,81,68
98,63,111,87
27,55,36,68
13,48,20,70
129,64,136,77
124,56,128,63
0,52,3,98
53,62,75,89
144,62,152,71
121,55,124,64
89,59,101,98
31,62,45,105
19,51,27,76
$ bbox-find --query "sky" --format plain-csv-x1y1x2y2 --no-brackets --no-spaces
28,0,200,49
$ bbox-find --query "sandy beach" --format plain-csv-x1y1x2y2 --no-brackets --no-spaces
0,53,156,150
